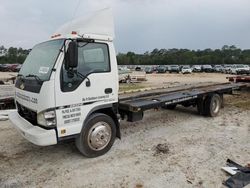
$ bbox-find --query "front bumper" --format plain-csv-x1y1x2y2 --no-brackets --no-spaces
9,111,57,146
182,70,191,74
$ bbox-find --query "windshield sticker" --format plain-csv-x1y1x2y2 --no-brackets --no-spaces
38,67,50,74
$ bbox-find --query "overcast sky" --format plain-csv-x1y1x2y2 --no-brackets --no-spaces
0,0,250,53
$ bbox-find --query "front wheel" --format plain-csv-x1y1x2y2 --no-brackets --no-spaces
75,113,116,158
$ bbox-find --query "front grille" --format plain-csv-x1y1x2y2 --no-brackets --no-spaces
16,102,37,125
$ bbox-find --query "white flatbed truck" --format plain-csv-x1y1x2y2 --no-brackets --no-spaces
9,9,249,157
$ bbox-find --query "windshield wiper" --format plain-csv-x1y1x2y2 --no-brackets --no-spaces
26,74,43,84
67,70,91,87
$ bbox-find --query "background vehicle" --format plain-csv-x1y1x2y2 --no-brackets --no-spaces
135,66,142,71
169,65,180,73
0,64,22,72
0,64,5,71
192,65,202,72
223,65,233,74
0,64,10,72
144,66,153,74
244,65,250,71
237,64,250,75
14,64,22,72
118,68,131,83
214,65,223,73
230,64,250,75
181,65,192,74
8,64,21,72
156,65,167,73
202,65,213,72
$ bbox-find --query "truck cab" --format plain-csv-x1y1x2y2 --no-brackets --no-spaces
10,9,120,157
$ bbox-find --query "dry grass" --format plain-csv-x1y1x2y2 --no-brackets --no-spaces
225,90,250,110
119,83,145,93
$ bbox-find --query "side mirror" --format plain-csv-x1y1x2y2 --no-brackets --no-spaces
65,41,78,70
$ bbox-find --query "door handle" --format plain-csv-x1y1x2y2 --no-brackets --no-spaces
105,88,112,94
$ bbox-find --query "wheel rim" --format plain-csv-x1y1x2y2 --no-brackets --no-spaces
211,97,220,114
87,121,112,151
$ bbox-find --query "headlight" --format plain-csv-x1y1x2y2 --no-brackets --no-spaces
37,110,56,128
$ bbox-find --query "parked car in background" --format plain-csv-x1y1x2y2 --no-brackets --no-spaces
14,64,22,72
223,65,233,74
0,64,5,72
118,67,131,83
230,64,250,75
152,66,158,72
169,65,180,73
165,66,170,72
0,64,22,72
192,65,202,72
8,64,21,72
181,66,192,74
214,65,224,73
135,66,142,71
244,65,250,72
156,65,167,73
202,65,213,72
0,64,10,72
144,66,153,74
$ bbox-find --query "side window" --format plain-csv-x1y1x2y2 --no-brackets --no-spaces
61,42,110,92
78,43,110,75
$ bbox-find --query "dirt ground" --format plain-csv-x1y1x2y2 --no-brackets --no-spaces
119,73,231,94
143,72,231,87
0,72,17,80
0,72,250,188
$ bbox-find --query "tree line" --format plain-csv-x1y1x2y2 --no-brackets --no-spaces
0,45,29,64
1,44,250,65
117,45,250,65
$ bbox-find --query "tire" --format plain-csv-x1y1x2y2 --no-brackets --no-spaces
162,104,177,110
75,113,116,158
203,94,222,117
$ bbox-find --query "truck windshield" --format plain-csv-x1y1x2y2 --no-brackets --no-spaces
19,39,64,81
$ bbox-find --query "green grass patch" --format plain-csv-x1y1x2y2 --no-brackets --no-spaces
228,100,250,110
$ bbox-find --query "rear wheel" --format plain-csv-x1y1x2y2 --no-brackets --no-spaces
204,94,222,117
75,113,116,158
197,94,222,117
